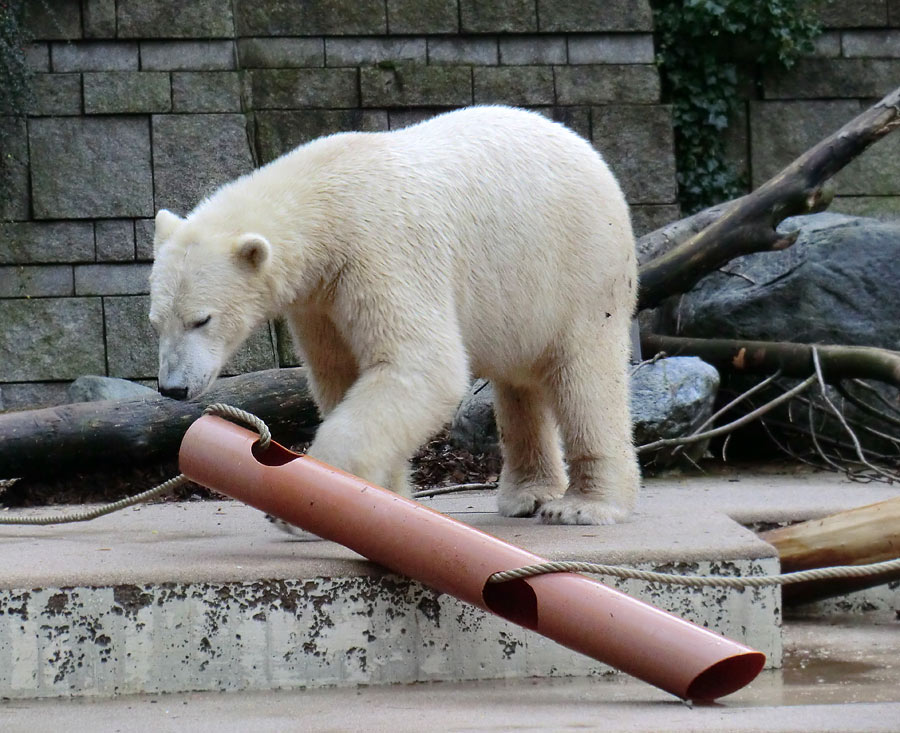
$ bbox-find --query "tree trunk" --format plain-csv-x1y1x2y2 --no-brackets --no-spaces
637,86,900,310
760,496,900,605
641,334,900,388
0,368,320,480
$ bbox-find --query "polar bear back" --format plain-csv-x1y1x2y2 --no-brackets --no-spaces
201,106,636,378
378,106,636,374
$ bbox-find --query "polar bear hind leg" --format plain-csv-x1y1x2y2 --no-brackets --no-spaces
538,316,640,525
495,381,568,517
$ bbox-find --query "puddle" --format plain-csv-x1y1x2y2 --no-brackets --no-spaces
723,614,900,707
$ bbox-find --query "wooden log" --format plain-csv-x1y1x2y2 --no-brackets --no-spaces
641,334,900,388
760,496,900,605
0,368,320,480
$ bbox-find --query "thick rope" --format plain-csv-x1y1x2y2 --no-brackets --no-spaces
0,404,267,526
0,473,190,526
487,558,900,588
2,404,899,594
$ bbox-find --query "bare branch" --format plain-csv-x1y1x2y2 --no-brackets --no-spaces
791,393,900,451
413,482,497,499
850,379,900,418
811,348,898,482
670,369,783,458
837,382,900,431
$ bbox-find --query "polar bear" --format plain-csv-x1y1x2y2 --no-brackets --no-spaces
149,105,639,525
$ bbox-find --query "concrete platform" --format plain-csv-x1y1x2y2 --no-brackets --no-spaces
0,472,896,700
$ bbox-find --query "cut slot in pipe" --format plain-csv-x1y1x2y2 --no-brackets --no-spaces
179,415,765,700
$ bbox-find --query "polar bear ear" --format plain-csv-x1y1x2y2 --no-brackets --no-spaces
234,233,272,271
153,209,183,255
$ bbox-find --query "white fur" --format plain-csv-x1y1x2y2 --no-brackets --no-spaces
149,106,640,525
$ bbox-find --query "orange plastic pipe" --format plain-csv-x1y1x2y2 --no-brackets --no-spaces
179,416,765,700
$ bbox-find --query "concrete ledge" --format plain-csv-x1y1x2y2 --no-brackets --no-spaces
0,480,790,699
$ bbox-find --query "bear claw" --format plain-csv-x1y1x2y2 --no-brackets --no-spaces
537,496,630,526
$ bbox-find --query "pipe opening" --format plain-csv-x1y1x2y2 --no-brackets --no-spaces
251,440,301,466
686,652,766,701
482,578,538,630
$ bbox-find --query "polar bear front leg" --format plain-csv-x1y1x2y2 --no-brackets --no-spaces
306,357,468,495
286,308,359,418
494,382,567,517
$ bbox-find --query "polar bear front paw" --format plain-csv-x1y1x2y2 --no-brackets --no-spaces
538,496,631,526
497,483,564,518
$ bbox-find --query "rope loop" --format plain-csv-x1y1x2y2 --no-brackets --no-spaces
203,403,272,450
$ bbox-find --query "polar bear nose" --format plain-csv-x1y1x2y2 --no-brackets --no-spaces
160,385,189,400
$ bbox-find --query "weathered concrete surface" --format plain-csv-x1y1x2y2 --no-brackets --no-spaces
0,477,789,699
3,616,899,732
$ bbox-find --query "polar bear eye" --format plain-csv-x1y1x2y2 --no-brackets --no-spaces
190,315,212,330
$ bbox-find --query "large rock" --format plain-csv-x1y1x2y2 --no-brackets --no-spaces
659,213,900,349
449,379,498,455
630,357,720,462
68,375,157,403
449,357,720,470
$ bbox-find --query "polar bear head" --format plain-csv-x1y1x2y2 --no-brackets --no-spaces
149,208,273,400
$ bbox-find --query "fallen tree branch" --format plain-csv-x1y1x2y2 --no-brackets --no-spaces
670,369,783,458
791,393,900,453
642,334,900,388
637,86,900,309
0,368,319,480
636,199,736,266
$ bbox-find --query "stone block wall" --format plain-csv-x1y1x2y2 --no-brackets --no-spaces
725,1,900,219
1,0,677,410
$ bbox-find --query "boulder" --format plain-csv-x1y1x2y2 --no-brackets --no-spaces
67,375,157,403
631,356,720,465
449,357,720,470
449,379,498,455
658,213,900,350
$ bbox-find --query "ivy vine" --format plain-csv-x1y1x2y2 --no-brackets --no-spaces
653,0,820,213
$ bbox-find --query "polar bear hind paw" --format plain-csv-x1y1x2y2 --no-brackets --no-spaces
537,496,631,526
